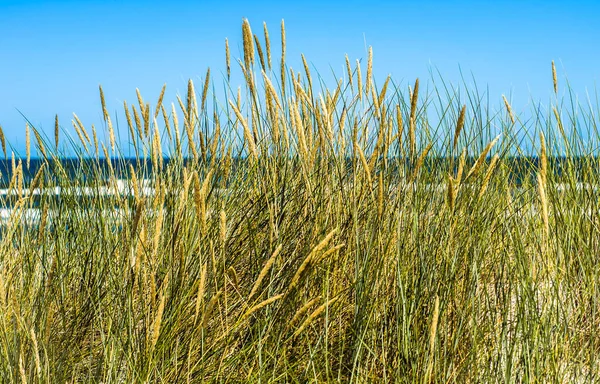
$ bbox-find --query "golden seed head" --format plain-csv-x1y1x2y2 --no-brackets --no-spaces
71,120,88,152
219,209,227,243
454,105,466,150
225,38,231,80
201,68,210,111
292,297,338,338
73,113,91,144
429,295,440,354
552,60,558,94
151,282,167,349
263,22,272,70
412,142,432,180
160,104,171,141
143,102,151,137
447,174,456,211
154,83,166,120
502,95,515,124
25,123,30,169
345,54,353,88
254,34,266,71
409,78,419,157
54,114,59,149
99,84,108,121
229,99,257,160
466,134,501,180
280,19,286,59
135,88,144,114
132,104,142,139
107,115,115,151
478,154,500,199
124,101,135,143
356,59,362,101
366,46,373,94
378,75,390,108
301,54,313,93
194,264,207,322
242,19,255,70
289,295,322,327
186,79,196,125
241,294,284,323
0,126,5,159
248,244,282,300
456,147,466,183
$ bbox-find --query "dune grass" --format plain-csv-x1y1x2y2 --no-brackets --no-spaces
1,19,600,383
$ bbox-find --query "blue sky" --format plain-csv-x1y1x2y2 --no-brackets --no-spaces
1,0,599,155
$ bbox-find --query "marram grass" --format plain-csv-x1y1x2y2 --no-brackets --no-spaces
1,19,600,383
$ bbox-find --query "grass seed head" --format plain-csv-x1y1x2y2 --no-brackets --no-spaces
502,95,515,124
552,60,558,94
0,125,5,159
453,105,466,151
409,78,419,157
25,123,30,168
366,46,373,94
242,19,255,70
54,114,59,149
99,84,108,121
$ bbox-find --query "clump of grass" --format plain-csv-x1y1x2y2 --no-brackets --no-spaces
1,19,600,383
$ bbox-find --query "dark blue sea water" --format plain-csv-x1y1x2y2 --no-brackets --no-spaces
1,156,595,184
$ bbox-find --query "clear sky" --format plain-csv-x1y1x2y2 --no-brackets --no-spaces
1,0,599,155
